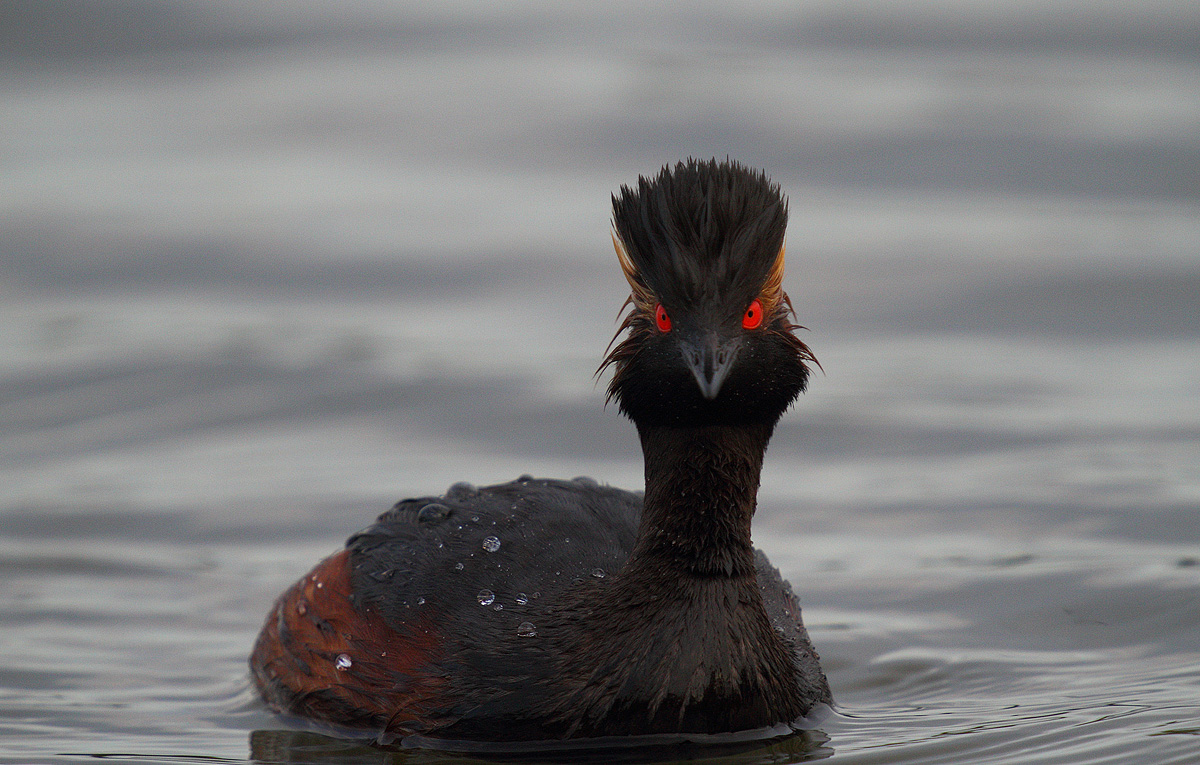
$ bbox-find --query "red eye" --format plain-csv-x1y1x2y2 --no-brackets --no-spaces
743,298,763,329
654,303,672,332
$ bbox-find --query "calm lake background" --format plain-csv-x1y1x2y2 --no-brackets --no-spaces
2,1,1198,763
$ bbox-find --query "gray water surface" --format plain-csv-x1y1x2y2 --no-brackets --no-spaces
2,2,1198,763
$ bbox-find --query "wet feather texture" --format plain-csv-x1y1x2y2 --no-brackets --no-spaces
250,161,832,742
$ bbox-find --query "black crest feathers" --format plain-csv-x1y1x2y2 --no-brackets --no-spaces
610,158,788,317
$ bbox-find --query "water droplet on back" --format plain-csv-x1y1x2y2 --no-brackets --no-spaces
477,589,495,606
482,535,501,553
447,481,476,498
418,503,451,523
335,654,352,671
591,568,607,579
515,592,529,605
454,562,464,571
517,622,537,637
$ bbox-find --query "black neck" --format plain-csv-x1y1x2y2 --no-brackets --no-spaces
628,422,773,579
544,420,803,736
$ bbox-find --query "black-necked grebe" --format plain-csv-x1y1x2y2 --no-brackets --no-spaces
250,158,830,743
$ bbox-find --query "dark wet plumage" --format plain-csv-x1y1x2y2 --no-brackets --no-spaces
251,158,830,744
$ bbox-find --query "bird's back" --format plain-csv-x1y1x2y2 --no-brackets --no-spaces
348,477,641,630
251,477,825,740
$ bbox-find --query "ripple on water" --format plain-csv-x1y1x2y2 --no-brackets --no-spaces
826,647,1200,764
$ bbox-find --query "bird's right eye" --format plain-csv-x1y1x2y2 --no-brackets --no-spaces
743,298,764,330
654,304,672,332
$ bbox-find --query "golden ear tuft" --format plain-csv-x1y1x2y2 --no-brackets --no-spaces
759,242,787,318
612,229,655,311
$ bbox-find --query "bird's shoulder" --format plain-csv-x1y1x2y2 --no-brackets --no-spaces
345,477,642,629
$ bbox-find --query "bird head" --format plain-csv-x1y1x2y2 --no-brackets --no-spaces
601,159,816,428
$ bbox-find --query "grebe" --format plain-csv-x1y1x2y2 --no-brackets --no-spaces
250,158,831,744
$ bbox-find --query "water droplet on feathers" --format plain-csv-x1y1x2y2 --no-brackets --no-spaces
418,503,451,523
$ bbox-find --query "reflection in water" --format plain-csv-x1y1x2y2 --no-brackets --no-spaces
248,728,833,765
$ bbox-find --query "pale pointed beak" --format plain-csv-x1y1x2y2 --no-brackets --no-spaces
679,332,742,400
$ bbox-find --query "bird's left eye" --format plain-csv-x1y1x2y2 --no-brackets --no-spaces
743,299,764,330
655,303,672,332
